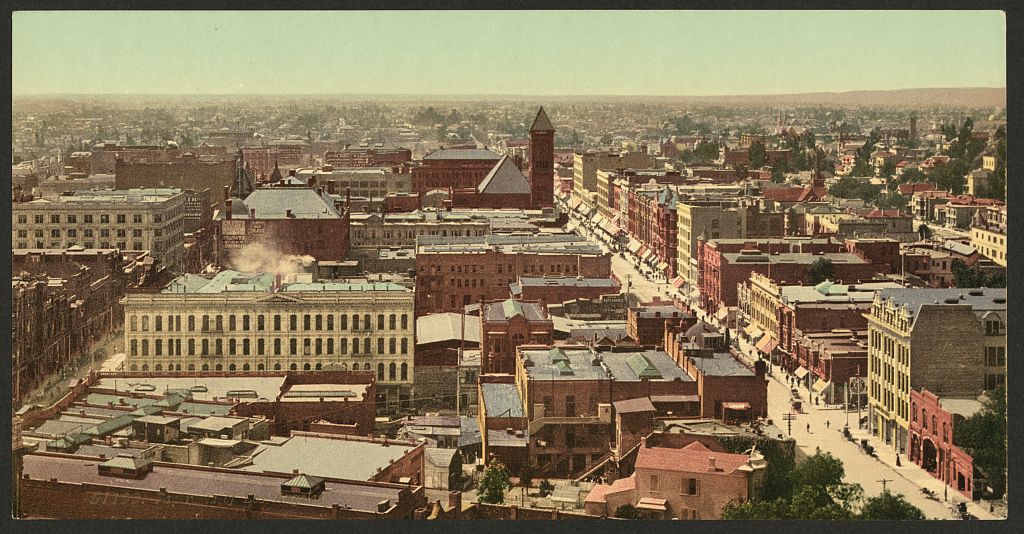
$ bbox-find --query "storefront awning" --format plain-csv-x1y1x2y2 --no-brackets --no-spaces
627,239,642,254
641,249,655,262
636,245,648,258
744,325,764,341
656,261,669,271
716,307,730,321
570,197,582,210
636,497,668,511
688,288,701,300
794,366,809,379
606,223,622,236
722,402,752,411
812,380,832,394
593,213,606,226
672,276,686,288
755,336,778,354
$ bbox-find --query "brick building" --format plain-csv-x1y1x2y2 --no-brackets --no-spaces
12,249,157,404
449,155,535,209
628,186,679,277
294,166,412,199
698,237,898,315
479,299,554,374
573,150,656,210
214,182,351,268
509,275,622,307
323,146,412,168
527,106,555,208
907,389,981,499
627,300,695,348
349,210,490,252
231,371,377,436
411,148,502,195
414,234,610,316
114,151,238,197
867,288,1006,454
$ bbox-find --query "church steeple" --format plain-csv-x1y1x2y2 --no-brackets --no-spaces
528,106,555,208
270,160,283,183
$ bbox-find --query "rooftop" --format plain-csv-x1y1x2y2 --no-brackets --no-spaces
415,313,481,345
687,352,755,377
416,234,603,256
422,148,501,161
483,299,550,322
634,441,750,475
23,453,404,513
480,382,524,418
240,434,416,481
876,288,1007,322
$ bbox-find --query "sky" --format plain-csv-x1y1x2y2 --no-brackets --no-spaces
12,10,1006,96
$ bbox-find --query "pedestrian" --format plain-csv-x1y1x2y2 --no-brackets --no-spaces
896,454,902,467
826,420,830,430
806,423,810,433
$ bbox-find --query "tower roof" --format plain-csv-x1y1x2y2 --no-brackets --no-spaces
530,107,555,132
477,155,532,194
270,160,283,182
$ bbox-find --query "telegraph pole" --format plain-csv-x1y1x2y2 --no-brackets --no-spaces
877,479,892,492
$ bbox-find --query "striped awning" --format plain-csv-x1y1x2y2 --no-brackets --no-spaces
570,197,582,210
606,223,623,236
672,276,686,288
593,213,606,226
744,325,764,341
641,249,655,262
755,335,778,354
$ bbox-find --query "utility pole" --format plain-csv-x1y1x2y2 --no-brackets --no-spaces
877,478,892,492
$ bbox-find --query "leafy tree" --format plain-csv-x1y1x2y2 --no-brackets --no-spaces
829,177,880,203
600,133,614,145
807,258,834,285
771,163,786,184
749,141,767,169
875,193,907,211
917,223,932,241
518,466,534,488
954,386,1006,497
693,141,721,163
791,452,845,489
721,497,791,520
613,504,642,519
860,490,926,520
932,158,969,194
538,479,555,497
477,461,512,504
879,159,896,178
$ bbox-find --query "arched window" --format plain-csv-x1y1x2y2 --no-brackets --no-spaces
141,364,149,371
202,364,209,371
175,364,181,371
389,363,397,381
188,364,195,371
130,316,137,331
242,363,250,371
303,363,311,371
215,364,223,371
274,363,282,371
142,316,149,331
290,363,298,371
130,364,138,371
257,363,265,371
377,363,385,380
155,364,163,371
229,364,237,371
315,363,322,370
400,363,408,381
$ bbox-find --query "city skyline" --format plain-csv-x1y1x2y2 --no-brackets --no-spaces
13,10,1006,96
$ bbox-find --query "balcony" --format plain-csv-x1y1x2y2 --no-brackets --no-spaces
528,415,603,435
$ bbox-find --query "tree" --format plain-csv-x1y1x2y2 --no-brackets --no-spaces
771,163,786,183
860,490,926,520
875,193,907,211
807,258,834,285
613,504,642,519
538,479,555,497
693,140,720,163
477,461,512,504
918,223,932,241
791,452,845,489
721,497,791,520
932,158,969,194
954,386,1006,497
749,141,767,169
600,133,614,146
518,466,534,489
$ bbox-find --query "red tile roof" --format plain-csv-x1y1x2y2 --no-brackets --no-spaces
898,182,937,195
634,441,750,476
761,186,826,203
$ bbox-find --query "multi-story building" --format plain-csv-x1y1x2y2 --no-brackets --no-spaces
595,169,684,221
323,146,412,168
907,388,982,499
349,210,490,251
901,240,1004,288
294,166,412,198
479,299,554,374
509,275,622,307
970,205,1006,266
114,151,239,196
214,182,351,268
866,288,1006,454
411,148,502,195
414,234,610,316
628,186,679,277
627,300,695,348
12,188,186,271
572,150,656,210
676,198,785,286
584,440,765,520
699,237,897,315
527,107,556,208
122,271,415,410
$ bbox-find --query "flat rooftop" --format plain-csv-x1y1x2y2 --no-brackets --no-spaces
240,434,415,481
95,376,286,403
23,453,404,513
687,353,755,377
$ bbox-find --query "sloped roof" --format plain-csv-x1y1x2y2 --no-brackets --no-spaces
634,441,750,475
423,148,500,161
530,107,555,132
100,454,153,471
477,156,532,195
283,473,324,490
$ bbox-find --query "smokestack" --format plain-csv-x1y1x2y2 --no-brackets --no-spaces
225,199,232,220
249,208,256,219
223,185,230,201
275,273,282,291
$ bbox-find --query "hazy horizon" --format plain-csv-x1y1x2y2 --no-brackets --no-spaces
13,11,1006,96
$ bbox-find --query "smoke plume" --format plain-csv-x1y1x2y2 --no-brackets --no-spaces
229,242,315,274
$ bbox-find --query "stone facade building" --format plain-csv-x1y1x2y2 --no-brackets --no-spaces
294,166,411,199
866,288,1006,454
122,271,415,411
12,188,186,273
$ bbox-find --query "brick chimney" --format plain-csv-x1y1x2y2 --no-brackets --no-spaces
447,491,462,514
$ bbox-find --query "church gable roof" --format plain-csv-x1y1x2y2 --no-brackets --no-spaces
477,156,532,195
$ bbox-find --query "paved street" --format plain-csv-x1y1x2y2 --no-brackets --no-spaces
564,204,1001,519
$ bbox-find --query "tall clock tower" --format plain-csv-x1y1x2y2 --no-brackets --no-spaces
528,107,555,208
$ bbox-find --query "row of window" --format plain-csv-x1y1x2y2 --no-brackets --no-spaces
130,312,410,332
16,228,145,239
16,213,156,224
18,241,144,251
128,361,409,381
130,336,410,357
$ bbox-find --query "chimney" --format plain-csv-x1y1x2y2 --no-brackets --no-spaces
286,209,294,218
377,499,391,513
327,179,337,195
225,199,232,220
223,185,230,201
275,273,283,291
448,491,462,513
249,208,256,219
709,456,718,470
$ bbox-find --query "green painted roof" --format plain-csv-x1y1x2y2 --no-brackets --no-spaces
555,360,574,376
100,454,153,471
626,354,662,379
83,414,135,437
502,299,524,318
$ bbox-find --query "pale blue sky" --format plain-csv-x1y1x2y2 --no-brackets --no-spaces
12,10,1006,96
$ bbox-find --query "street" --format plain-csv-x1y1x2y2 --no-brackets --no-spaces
564,203,1001,519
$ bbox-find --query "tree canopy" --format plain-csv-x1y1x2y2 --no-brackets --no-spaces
748,141,767,169
951,259,1006,288
954,386,1006,497
860,491,927,520
477,461,512,504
